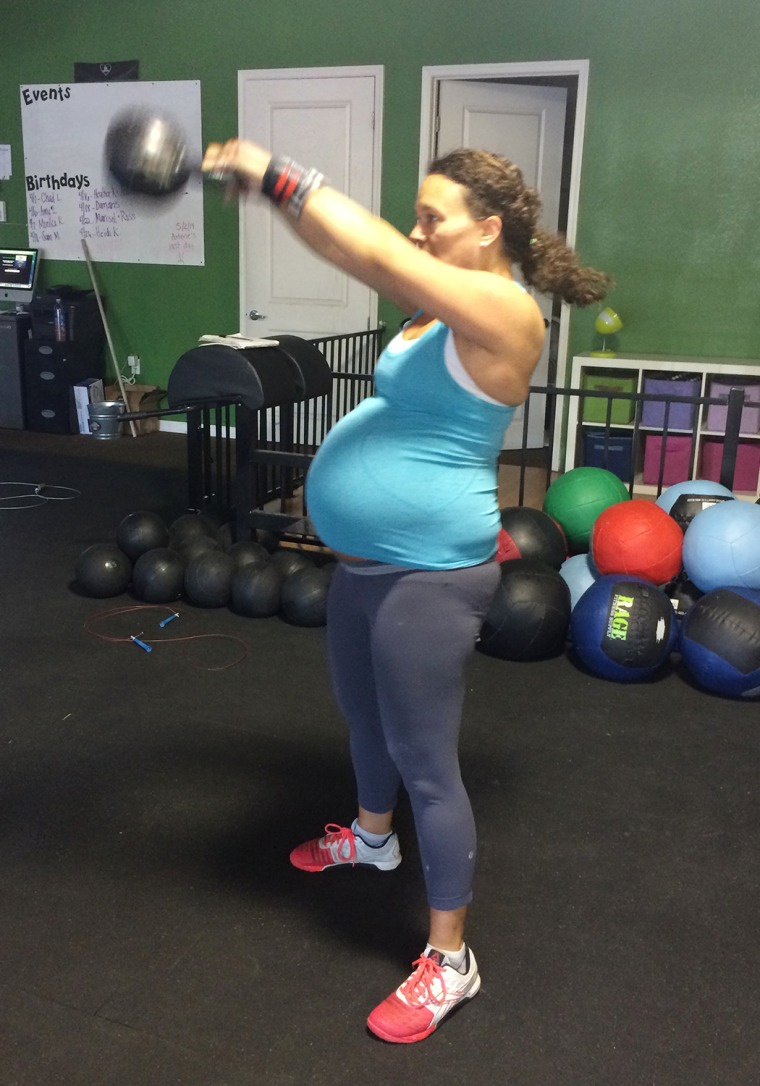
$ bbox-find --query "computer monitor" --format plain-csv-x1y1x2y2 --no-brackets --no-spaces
0,247,40,310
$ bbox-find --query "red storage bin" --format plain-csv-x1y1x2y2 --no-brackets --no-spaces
643,435,694,485
700,440,760,492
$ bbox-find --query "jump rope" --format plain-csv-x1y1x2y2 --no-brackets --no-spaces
83,603,249,671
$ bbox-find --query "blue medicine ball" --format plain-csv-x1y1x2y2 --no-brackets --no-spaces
570,575,678,682
680,587,760,699
655,479,734,515
682,500,760,593
559,552,600,612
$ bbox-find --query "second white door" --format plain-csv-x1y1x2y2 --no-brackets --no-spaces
436,79,567,449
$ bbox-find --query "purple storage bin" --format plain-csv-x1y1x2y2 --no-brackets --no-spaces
705,379,760,434
641,375,700,429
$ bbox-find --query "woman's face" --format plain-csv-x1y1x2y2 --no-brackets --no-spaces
410,173,493,269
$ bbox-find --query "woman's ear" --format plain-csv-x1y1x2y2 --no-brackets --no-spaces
479,214,503,248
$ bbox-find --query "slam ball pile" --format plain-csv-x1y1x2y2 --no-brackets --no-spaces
74,509,333,628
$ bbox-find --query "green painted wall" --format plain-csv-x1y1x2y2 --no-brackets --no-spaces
3,0,760,390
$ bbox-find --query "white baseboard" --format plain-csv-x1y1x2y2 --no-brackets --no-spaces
158,419,237,438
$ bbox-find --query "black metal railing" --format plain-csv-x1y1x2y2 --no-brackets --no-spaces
129,338,758,543
504,382,755,507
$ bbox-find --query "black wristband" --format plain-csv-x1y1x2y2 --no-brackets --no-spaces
261,155,326,218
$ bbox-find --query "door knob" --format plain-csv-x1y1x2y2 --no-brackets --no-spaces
248,309,267,321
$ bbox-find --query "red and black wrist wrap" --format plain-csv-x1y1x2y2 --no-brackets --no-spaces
261,156,326,218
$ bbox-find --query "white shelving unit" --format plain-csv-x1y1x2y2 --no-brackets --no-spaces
563,353,760,498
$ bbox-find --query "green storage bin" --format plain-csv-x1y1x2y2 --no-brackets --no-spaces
581,370,637,424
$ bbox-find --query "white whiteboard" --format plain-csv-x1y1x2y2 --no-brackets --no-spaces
20,80,205,266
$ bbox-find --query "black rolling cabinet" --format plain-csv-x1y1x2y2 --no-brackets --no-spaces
0,311,32,429
23,288,106,433
23,340,105,433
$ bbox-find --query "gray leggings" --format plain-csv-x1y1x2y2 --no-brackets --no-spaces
326,559,500,911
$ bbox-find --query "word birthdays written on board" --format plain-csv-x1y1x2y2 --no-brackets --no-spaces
25,174,199,262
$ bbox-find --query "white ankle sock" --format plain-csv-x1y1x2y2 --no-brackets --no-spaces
426,942,467,969
352,818,392,848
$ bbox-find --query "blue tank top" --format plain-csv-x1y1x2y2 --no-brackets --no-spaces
305,322,515,569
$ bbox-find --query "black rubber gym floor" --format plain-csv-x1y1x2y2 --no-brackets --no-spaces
1,428,758,1086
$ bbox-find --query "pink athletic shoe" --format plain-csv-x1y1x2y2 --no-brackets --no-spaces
289,823,401,872
367,947,481,1044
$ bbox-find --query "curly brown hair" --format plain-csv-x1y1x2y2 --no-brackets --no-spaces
427,148,612,307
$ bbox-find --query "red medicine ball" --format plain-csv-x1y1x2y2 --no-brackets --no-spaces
591,499,683,585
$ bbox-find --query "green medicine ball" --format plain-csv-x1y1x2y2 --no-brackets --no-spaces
543,467,630,553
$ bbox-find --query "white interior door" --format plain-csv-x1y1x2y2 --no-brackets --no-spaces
238,66,383,340
436,80,567,449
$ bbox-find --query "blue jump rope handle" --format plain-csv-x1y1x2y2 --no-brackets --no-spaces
132,636,152,653
159,613,178,628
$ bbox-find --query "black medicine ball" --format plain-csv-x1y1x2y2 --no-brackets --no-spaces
75,543,132,598
227,540,270,572
498,506,568,569
184,550,234,607
116,510,169,561
270,548,314,579
479,558,571,661
132,547,185,603
280,566,331,627
230,563,285,617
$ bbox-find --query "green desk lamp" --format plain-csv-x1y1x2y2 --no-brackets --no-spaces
590,307,623,357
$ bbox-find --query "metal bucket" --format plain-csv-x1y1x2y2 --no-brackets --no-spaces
88,400,125,439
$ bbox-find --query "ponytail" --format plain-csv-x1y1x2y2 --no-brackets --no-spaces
428,148,612,307
518,228,613,307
